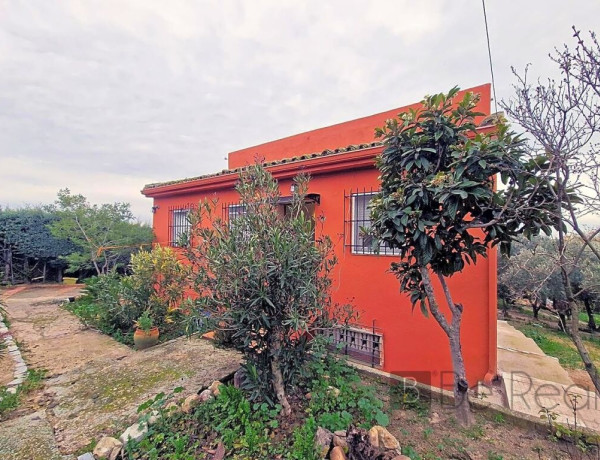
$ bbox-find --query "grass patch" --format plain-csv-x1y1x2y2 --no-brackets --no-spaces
0,368,46,419
578,311,600,325
515,323,600,369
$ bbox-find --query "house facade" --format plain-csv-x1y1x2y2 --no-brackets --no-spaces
142,83,497,390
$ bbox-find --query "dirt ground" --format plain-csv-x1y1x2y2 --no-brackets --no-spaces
369,376,594,460
0,352,13,386
0,285,241,457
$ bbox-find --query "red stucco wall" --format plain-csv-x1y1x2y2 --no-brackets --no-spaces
229,84,492,170
144,83,497,389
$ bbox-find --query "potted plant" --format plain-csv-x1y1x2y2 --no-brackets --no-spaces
133,311,159,350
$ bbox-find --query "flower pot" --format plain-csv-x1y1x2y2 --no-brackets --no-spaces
134,327,159,350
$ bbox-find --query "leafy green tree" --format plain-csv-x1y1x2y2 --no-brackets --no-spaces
371,88,557,425
48,189,153,275
0,208,74,283
186,165,349,415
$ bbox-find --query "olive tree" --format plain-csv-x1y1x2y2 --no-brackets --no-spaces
49,189,154,275
371,88,557,425
186,164,344,415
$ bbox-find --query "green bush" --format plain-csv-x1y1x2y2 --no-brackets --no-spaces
306,355,389,431
186,164,353,413
65,246,189,345
122,358,386,459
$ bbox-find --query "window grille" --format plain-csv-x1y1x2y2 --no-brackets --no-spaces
168,205,193,247
227,204,247,223
329,323,383,367
344,189,399,255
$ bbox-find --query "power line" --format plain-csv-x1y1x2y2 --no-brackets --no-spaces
481,0,499,114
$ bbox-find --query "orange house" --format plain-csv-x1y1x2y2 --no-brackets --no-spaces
141,84,497,390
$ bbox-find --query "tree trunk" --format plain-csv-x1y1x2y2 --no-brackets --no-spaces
42,261,47,283
555,183,600,394
24,257,30,283
532,300,541,319
419,268,474,426
3,247,10,284
270,332,291,416
449,328,474,426
584,299,597,331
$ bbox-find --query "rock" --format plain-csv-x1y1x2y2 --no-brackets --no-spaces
330,446,347,460
334,430,347,438
109,447,122,460
429,412,441,424
119,421,148,444
93,436,123,459
306,392,312,400
391,456,411,460
328,386,341,397
367,426,400,451
148,410,161,425
332,435,348,450
77,453,95,460
209,380,224,396
182,394,201,413
199,389,214,402
314,426,333,458
6,387,16,394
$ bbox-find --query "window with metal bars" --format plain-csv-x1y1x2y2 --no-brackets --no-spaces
329,324,383,367
168,205,192,247
344,190,399,255
227,204,247,223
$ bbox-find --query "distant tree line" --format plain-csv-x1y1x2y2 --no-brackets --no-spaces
0,189,154,284
499,235,600,331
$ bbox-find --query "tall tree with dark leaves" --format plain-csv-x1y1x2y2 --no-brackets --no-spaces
371,88,558,425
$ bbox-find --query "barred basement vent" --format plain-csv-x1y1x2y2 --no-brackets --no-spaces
329,324,382,367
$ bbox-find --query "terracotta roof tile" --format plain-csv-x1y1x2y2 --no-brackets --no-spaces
143,142,382,191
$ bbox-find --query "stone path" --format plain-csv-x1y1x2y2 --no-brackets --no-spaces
497,320,600,431
0,285,241,458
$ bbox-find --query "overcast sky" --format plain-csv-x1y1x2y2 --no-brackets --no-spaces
1,1,599,222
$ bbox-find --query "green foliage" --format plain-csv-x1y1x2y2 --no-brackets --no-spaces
0,368,46,419
499,236,600,320
289,417,319,460
516,323,600,370
135,311,154,332
48,189,153,275
390,385,430,417
0,207,75,282
126,385,285,459
66,247,189,345
306,356,389,431
186,164,351,409
371,87,559,311
124,359,383,459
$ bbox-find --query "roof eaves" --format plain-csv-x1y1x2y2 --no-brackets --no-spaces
142,142,383,191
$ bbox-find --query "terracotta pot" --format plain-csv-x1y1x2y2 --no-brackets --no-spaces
134,327,159,350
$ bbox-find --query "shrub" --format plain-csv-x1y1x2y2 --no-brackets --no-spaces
186,164,352,414
66,246,189,344
306,355,389,431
